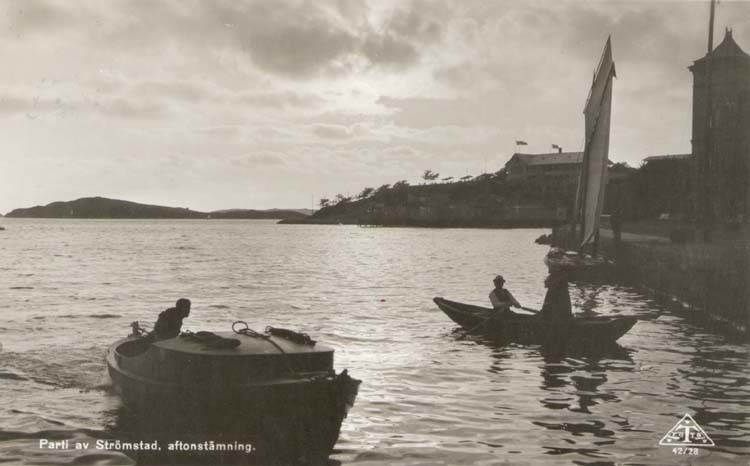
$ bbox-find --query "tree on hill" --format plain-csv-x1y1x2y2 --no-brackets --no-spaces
357,187,374,200
334,194,351,205
460,175,473,181
442,176,454,182
393,180,409,189
319,198,330,208
374,184,391,196
422,170,440,184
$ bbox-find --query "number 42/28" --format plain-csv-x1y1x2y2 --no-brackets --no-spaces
672,447,700,455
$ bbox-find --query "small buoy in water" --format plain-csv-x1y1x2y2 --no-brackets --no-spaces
379,299,386,302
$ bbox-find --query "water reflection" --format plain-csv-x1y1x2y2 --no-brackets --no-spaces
107,405,341,466
3,222,748,465
450,329,640,462
677,345,750,455
477,338,635,415
537,344,632,436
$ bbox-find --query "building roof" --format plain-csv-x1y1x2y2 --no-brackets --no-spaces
642,153,692,163
508,151,583,166
694,29,750,64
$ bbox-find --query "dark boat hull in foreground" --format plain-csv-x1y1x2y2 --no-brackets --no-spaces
434,297,637,345
106,331,359,464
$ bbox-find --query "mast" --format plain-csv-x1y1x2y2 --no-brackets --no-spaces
574,37,616,252
708,0,715,53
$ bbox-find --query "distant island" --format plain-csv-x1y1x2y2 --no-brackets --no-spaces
4,197,309,220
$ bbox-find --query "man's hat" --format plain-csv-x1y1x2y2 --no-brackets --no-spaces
493,275,505,283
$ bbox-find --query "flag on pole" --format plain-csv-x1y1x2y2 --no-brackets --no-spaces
552,144,560,150
515,140,528,146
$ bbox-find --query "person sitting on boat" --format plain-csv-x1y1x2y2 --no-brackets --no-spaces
489,275,521,313
151,298,191,341
539,268,573,320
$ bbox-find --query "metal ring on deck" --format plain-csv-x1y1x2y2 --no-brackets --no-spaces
232,320,250,334
231,321,297,375
232,320,265,337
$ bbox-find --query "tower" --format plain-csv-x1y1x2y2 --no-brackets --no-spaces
689,29,750,226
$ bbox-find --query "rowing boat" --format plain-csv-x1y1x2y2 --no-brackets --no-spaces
434,297,636,344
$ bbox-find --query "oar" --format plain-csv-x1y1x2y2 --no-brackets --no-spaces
466,306,540,333
465,312,500,333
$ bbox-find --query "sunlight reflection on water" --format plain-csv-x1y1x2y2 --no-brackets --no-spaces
0,219,747,465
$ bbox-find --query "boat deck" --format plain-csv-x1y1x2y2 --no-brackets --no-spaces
154,331,333,356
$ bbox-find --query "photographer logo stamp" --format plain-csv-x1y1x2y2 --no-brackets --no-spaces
659,414,714,455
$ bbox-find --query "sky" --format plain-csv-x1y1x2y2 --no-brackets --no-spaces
1,0,749,214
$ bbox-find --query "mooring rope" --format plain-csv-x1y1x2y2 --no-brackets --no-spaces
232,320,299,375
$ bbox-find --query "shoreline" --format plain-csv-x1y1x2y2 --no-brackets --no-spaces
552,225,749,339
278,218,557,228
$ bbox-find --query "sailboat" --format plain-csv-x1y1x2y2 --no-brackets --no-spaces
546,37,617,270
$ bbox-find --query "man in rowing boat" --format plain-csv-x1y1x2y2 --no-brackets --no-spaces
489,275,522,313
539,268,573,320
151,298,191,341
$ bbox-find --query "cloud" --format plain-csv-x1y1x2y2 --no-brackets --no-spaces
2,0,74,35
0,94,32,115
96,98,167,120
312,123,351,140
361,33,419,68
2,0,750,214
385,2,442,43
207,0,439,78
233,151,286,168
0,91,77,119
132,80,208,105
230,3,359,77
377,95,499,128
194,125,240,140
236,90,324,109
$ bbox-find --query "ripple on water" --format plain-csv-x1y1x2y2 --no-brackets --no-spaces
0,220,748,466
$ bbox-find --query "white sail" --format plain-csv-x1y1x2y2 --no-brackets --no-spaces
578,37,616,247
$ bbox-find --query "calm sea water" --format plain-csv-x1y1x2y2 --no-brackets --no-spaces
0,219,747,465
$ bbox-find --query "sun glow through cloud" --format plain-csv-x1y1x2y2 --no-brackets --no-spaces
1,0,748,213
